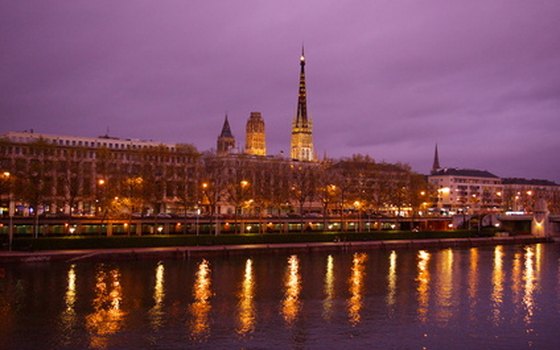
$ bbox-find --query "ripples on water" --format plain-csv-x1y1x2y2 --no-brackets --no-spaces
2,244,560,349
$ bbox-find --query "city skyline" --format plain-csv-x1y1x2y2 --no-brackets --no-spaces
1,1,560,181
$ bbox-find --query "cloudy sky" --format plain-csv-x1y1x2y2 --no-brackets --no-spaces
1,1,559,181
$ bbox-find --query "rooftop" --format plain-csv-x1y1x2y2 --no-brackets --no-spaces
431,167,499,179
502,177,559,187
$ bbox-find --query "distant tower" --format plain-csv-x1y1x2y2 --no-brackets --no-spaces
431,144,441,174
217,115,236,156
245,112,266,156
290,46,315,161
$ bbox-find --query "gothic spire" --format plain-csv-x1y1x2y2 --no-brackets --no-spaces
432,143,441,173
295,45,308,128
220,114,233,138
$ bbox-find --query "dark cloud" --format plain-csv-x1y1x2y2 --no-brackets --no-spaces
1,0,560,181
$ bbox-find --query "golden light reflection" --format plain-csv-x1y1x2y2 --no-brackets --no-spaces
416,250,431,323
511,252,522,310
323,255,335,320
523,246,536,328
436,249,454,324
468,248,478,314
60,264,77,344
149,262,165,330
491,245,504,326
387,251,397,307
348,252,367,326
86,267,125,350
282,255,301,326
237,258,255,336
189,259,212,341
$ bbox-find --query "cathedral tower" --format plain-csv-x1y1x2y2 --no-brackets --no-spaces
217,115,236,156
245,112,266,156
290,47,315,161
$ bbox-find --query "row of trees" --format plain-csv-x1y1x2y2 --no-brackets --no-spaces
0,139,434,221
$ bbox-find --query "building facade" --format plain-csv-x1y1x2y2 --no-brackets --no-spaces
0,131,200,216
429,168,503,214
501,178,560,213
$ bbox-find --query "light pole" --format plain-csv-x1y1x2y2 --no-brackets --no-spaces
2,172,14,251
195,205,200,236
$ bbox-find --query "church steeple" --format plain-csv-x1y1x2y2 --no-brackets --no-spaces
217,114,236,156
295,46,308,128
291,46,315,161
432,143,441,174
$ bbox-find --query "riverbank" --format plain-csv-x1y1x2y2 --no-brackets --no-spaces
0,235,550,264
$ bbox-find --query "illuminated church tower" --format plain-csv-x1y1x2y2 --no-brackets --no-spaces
217,115,236,156
290,47,315,161
245,112,266,156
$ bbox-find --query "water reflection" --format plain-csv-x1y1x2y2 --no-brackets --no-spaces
323,255,335,320
189,259,212,341
149,262,165,330
416,250,431,323
523,246,536,328
436,249,454,324
59,264,77,345
85,266,125,350
491,246,504,326
282,255,301,326
348,252,367,326
387,251,397,307
468,248,479,321
237,258,255,335
511,252,522,311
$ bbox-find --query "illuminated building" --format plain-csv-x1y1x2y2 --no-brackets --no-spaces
245,112,266,156
290,47,315,161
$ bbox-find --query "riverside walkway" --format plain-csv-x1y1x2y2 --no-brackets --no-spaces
0,235,550,264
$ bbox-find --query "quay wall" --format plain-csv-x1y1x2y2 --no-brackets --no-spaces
0,235,551,264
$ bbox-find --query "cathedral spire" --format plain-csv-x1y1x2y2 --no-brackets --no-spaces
291,47,314,161
295,45,308,128
432,143,441,173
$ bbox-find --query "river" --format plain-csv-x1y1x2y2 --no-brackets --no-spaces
1,243,560,349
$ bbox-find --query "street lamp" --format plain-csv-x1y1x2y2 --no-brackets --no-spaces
353,200,362,232
239,180,250,233
2,172,14,251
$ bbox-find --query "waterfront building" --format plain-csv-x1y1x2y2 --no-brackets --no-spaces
501,177,560,213
428,146,560,214
217,115,236,156
244,112,266,156
0,130,199,216
290,48,315,161
429,168,503,214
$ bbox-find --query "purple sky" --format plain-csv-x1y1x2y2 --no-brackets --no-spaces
1,1,560,182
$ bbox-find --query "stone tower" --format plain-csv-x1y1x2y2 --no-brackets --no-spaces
217,115,236,156
290,47,315,161
245,112,266,156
